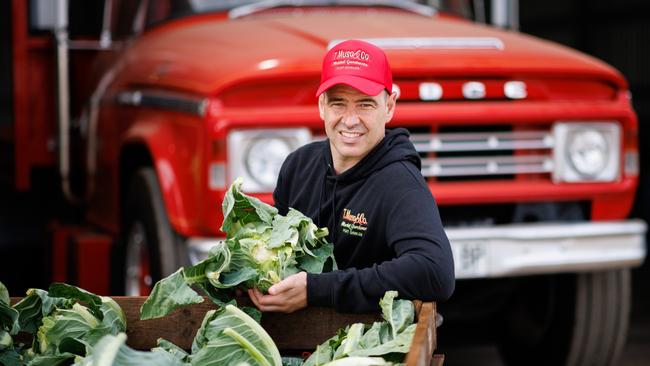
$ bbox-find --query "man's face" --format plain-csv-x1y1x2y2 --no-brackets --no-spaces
319,84,397,173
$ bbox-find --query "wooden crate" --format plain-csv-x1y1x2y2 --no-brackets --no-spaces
114,297,443,366
11,296,444,365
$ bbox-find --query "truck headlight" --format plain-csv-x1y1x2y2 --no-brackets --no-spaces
552,122,621,182
245,138,293,187
228,128,312,192
568,130,608,176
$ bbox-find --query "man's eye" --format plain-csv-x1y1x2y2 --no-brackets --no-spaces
359,103,374,109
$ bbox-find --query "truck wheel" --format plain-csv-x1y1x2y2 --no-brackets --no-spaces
115,168,188,295
499,270,630,366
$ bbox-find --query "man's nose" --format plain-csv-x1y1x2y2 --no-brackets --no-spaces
341,109,360,127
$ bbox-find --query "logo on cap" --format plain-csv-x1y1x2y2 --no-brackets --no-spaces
332,49,371,70
334,49,371,61
316,39,393,97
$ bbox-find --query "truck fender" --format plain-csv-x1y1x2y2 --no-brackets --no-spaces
120,117,201,236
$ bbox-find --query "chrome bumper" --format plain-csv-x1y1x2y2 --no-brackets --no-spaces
446,220,647,279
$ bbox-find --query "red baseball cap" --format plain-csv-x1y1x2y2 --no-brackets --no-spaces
316,39,393,97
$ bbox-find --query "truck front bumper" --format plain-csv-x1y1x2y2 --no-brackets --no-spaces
186,220,646,280
447,219,647,279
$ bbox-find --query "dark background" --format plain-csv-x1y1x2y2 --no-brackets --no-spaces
518,0,650,343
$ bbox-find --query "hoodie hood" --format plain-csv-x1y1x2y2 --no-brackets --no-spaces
323,128,420,182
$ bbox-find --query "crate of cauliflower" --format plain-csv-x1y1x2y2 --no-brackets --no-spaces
2,179,443,366
133,178,442,366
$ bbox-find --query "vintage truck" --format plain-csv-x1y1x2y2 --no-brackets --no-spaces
2,0,646,365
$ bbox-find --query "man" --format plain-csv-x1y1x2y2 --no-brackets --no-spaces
249,39,455,313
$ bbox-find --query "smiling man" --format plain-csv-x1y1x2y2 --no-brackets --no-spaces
249,39,455,313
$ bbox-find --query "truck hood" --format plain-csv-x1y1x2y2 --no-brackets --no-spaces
121,9,626,96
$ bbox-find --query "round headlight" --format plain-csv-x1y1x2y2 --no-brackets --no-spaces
567,130,609,177
245,138,292,187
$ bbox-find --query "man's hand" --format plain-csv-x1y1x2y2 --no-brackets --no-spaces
248,272,307,313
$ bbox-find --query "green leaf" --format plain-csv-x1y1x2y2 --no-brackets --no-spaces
296,245,335,274
303,329,345,366
349,324,416,357
228,238,258,272
221,178,278,237
9,284,127,364
155,338,190,362
303,342,334,366
48,283,104,321
140,269,204,320
0,282,9,306
358,322,390,350
328,328,347,354
57,336,86,355
191,310,221,354
193,283,234,309
0,329,13,350
0,302,19,335
99,296,127,334
185,241,232,286
333,323,365,360
268,215,300,249
13,288,68,334
37,303,101,354
189,304,282,366
282,356,305,366
322,356,392,366
220,268,258,288
292,209,328,246
379,292,413,340
0,347,21,366
305,292,416,365
27,352,77,366
72,333,186,366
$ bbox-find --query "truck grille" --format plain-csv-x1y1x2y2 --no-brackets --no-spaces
410,130,554,178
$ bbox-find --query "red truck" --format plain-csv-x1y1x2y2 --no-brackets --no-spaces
2,1,646,365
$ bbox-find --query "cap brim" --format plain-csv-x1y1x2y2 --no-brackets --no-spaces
315,75,386,97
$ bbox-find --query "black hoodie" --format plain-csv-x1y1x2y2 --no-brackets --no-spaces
273,128,455,312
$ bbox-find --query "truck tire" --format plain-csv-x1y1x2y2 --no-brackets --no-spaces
499,270,630,366
114,168,188,295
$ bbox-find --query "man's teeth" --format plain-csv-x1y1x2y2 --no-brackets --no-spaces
341,131,362,138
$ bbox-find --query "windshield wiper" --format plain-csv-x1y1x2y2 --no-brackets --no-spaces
229,0,436,19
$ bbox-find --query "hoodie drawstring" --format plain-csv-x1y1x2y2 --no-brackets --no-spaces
319,162,339,245
317,169,326,227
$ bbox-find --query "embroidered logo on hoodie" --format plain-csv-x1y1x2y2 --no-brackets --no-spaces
341,208,368,237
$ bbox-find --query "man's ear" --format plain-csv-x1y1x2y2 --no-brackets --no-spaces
318,93,326,120
385,91,397,123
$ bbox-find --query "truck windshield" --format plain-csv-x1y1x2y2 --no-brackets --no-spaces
146,0,473,28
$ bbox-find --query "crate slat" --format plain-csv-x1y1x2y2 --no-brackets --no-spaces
115,297,381,350
404,302,437,366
